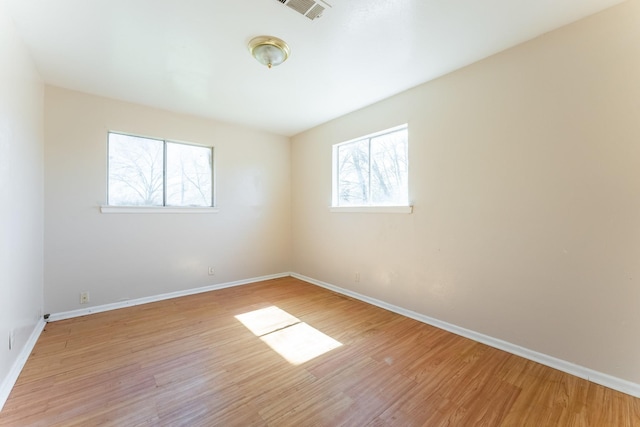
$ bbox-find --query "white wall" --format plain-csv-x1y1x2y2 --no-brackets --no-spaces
0,0,44,403
44,87,291,314
291,0,640,385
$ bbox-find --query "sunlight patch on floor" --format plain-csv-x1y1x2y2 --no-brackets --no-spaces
235,306,299,336
235,306,342,365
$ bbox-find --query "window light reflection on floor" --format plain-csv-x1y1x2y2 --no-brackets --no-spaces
235,306,342,365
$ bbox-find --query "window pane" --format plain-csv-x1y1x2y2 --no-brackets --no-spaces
108,133,164,206
165,142,212,207
333,125,409,208
337,139,370,206
370,129,408,205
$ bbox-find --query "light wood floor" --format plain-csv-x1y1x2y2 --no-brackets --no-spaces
1,277,638,426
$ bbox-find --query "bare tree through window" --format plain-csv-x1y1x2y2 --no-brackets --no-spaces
334,125,408,207
166,142,212,206
108,132,213,207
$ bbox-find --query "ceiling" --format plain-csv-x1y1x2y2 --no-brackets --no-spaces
3,0,625,136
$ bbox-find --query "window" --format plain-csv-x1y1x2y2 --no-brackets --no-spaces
107,132,213,207
332,124,408,208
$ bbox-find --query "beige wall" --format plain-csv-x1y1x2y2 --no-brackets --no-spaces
0,0,44,400
291,0,640,384
44,87,291,314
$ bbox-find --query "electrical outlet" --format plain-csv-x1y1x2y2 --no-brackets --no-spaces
80,291,90,304
208,267,215,276
355,272,360,282
9,330,14,350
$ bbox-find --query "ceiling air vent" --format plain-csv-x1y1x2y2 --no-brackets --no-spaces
274,0,332,21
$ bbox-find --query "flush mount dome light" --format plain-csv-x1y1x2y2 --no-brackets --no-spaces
248,36,290,69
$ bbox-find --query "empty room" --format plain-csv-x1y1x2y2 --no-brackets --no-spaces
1,0,640,425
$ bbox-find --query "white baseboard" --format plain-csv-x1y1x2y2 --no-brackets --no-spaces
0,317,47,412
47,272,290,322
291,272,640,399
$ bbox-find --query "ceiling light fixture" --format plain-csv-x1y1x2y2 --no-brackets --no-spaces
248,36,290,69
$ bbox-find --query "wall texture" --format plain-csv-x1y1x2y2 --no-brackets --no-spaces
291,0,640,385
44,87,291,314
0,0,44,403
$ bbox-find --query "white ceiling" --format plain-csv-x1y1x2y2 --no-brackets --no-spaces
4,0,625,136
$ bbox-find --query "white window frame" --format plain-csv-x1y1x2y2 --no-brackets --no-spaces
101,131,218,214
331,124,412,214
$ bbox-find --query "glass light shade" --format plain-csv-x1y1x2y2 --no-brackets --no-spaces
248,36,290,68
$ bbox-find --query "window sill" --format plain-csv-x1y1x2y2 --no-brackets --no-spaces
100,206,220,214
329,206,413,214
